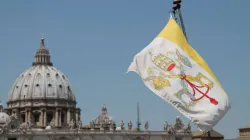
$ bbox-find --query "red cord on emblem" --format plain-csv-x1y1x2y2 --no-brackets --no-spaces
181,75,218,105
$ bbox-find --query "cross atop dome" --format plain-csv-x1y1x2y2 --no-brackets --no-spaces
40,36,45,48
32,36,53,66
102,104,107,114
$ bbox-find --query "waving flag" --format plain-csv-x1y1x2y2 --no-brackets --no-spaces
127,16,230,131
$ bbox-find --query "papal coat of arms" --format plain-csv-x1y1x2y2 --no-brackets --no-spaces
144,48,218,109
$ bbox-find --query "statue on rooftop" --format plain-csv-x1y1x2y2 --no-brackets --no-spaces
50,118,55,128
168,125,174,134
100,120,104,130
69,119,75,130
90,120,95,130
27,118,33,129
109,120,114,130
128,121,132,131
18,118,33,134
10,113,18,120
173,116,184,132
0,123,8,134
77,120,82,130
164,121,168,131
19,123,27,134
8,114,18,132
120,120,125,130
184,122,192,134
144,121,149,131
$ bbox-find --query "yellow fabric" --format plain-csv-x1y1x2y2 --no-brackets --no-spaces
157,18,223,90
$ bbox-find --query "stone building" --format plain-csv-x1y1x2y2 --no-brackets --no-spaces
192,130,224,140
0,37,192,140
237,125,250,139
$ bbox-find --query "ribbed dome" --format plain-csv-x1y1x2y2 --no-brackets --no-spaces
7,37,75,104
8,65,75,102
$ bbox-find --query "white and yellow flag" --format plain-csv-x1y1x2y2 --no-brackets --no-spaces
127,17,230,131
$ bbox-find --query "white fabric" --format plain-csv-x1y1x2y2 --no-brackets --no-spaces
127,37,230,131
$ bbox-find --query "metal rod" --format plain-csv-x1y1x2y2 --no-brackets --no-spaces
170,10,178,23
172,1,188,41
137,102,141,131
207,131,212,140
177,7,188,41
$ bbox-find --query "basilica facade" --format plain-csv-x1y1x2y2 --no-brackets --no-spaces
0,37,192,140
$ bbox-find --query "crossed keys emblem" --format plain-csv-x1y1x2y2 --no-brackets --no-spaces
144,49,218,108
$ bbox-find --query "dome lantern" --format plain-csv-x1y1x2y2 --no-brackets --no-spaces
32,36,53,66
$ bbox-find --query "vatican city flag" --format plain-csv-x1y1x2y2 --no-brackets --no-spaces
127,16,230,131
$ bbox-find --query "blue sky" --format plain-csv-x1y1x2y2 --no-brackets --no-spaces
0,0,249,138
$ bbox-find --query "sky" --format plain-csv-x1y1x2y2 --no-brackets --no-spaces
0,0,249,139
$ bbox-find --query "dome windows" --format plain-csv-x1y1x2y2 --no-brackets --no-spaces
8,66,75,102
67,86,71,92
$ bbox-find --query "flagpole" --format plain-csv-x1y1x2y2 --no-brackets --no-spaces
172,0,188,41
137,102,141,131
172,1,211,140
207,131,212,140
